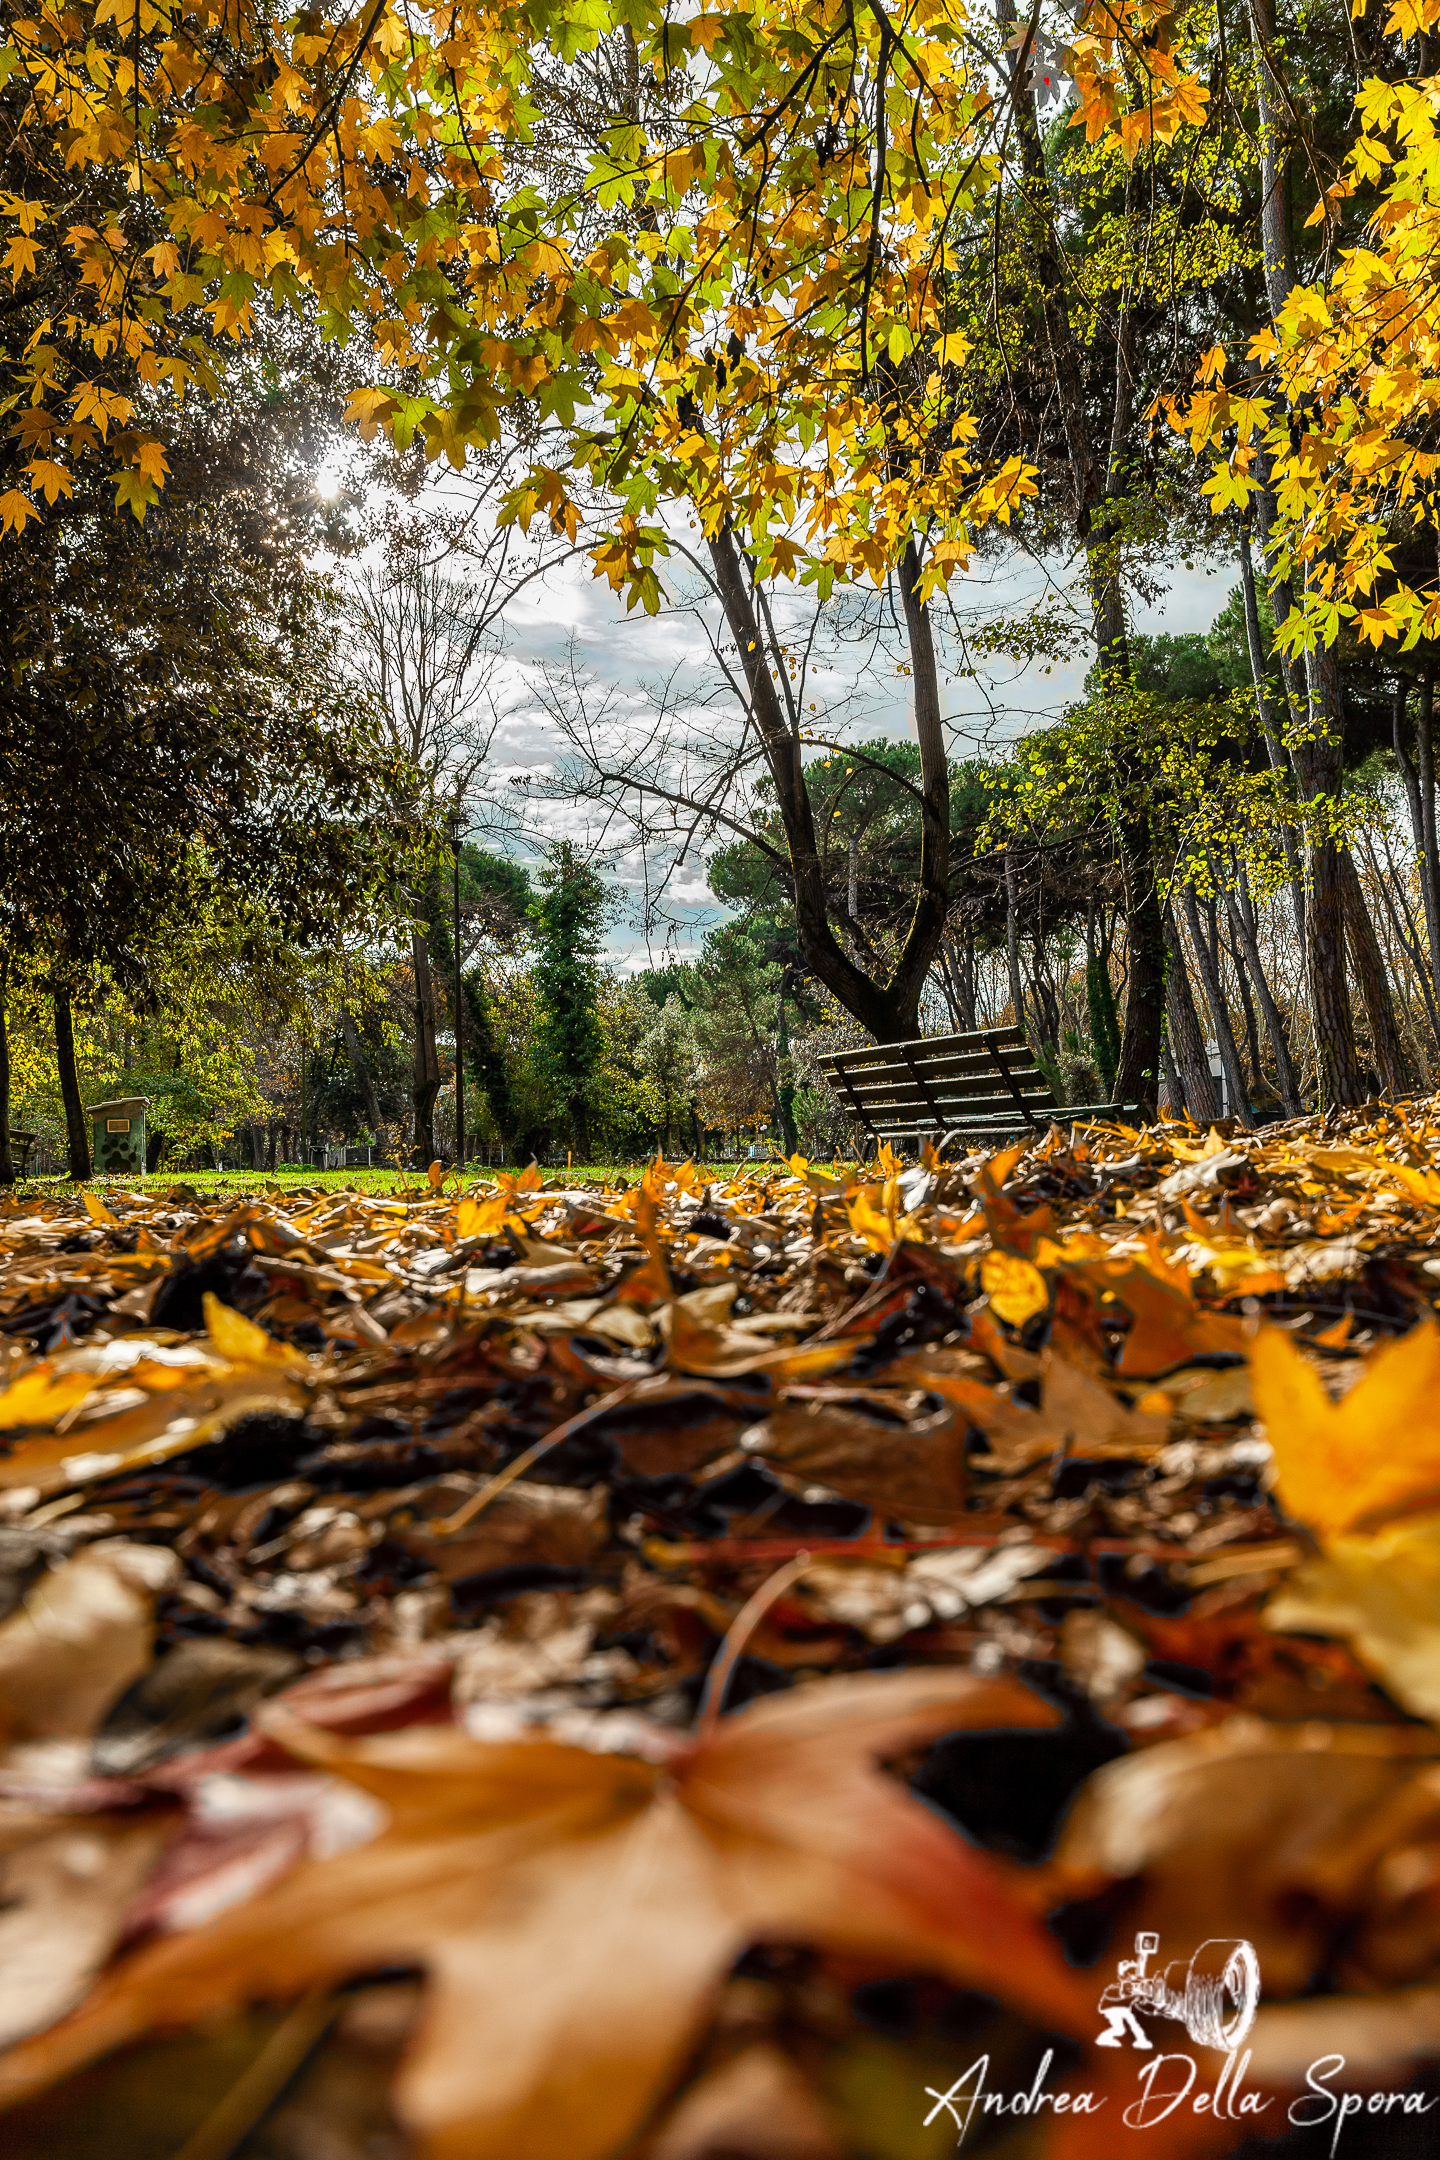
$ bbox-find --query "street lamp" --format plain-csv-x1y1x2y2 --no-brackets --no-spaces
447,805,465,1174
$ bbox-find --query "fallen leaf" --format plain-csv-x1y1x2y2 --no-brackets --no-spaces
1266,1510,1440,1721
980,1251,1050,1329
741,1398,968,1522
649,2041,843,2159
1251,1319,1440,1535
0,1671,1091,2159
0,1541,179,1747
0,1818,173,2050
1055,1717,1438,1996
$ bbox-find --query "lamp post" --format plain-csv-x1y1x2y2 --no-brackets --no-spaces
448,805,464,1174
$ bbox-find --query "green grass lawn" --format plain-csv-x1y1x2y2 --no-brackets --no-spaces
16,1159,792,1197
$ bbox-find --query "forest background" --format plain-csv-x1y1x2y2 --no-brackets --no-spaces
4,0,1440,1176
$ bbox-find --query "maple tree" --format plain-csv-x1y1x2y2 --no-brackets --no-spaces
0,0,1226,1053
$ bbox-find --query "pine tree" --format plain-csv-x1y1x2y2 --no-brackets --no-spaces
530,845,609,1158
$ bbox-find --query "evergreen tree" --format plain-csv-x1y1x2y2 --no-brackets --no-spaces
530,845,609,1157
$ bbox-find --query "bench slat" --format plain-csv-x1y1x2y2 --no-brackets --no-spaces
865,1092,1054,1123
839,1068,1051,1105
818,1031,1025,1076
868,1100,1140,1136
820,1053,1045,1091
817,1023,1025,1061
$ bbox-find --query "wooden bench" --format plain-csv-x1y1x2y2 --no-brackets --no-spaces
815,1026,1141,1152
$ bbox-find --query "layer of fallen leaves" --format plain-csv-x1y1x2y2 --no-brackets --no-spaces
5,1117,1440,2156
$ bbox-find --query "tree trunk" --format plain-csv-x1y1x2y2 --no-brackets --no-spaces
1113,828,1165,1115
54,983,90,1180
1340,850,1405,1097
1178,886,1253,1126
1420,671,1440,991
0,955,11,1186
411,928,442,1163
1160,1024,1183,1117
1308,838,1361,1106
341,1006,385,1137
1249,0,1297,321
706,522,946,1042
1164,909,1218,1121
1222,903,1266,1093
1391,681,1440,1022
936,935,975,1031
1220,873,1302,1113
1367,824,1440,1048
1000,0,1163,1107
1004,849,1026,1032
1239,520,1305,937
1249,0,1359,1099
1298,647,1362,1104
892,535,952,1022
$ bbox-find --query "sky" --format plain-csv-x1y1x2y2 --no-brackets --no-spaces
473,528,1240,972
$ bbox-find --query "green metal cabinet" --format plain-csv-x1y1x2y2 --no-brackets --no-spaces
86,1095,149,1177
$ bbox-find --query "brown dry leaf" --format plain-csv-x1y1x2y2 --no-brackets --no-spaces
647,2042,844,2160
1091,1261,1249,1378
1055,1717,1440,1995
0,1671,1091,2160
742,1397,968,1523
0,1817,173,2050
0,1540,179,1746
1036,1353,1171,1461
402,1483,608,1584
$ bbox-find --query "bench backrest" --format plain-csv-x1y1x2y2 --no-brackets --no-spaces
815,1025,1057,1137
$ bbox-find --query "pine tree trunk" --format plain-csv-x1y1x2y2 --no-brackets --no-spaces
1340,850,1405,1097
1223,908,1266,1094
411,929,442,1163
54,983,90,1180
1160,1024,1182,1116
1239,521,1305,938
1308,839,1361,1106
1164,907,1219,1122
1220,876,1302,1113
0,955,12,1186
1004,849,1026,1033
1392,680,1440,1026
1178,886,1253,1127
341,1007,385,1138
1420,671,1440,995
706,522,946,1041
1299,647,1362,1105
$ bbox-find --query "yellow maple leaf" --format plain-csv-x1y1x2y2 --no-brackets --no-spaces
113,467,156,518
343,385,398,442
203,1293,309,1370
980,1250,1050,1329
1250,1318,1440,1537
1266,1509,1440,1720
1354,602,1400,647
23,458,72,504
0,488,37,534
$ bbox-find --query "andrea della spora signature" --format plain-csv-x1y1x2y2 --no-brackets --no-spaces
923,1932,1437,2152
